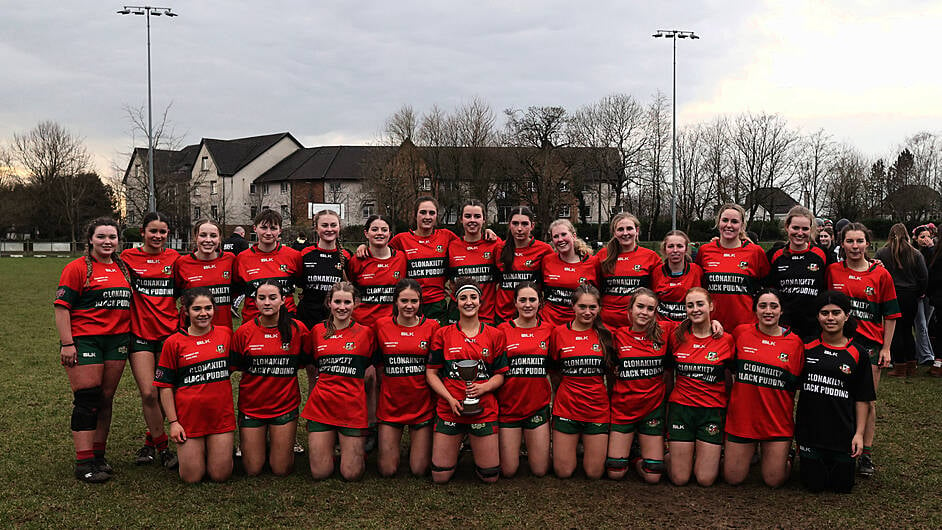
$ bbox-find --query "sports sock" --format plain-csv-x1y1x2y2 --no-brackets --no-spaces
144,431,155,448
76,449,95,465
93,442,106,459
863,446,872,457
153,433,169,452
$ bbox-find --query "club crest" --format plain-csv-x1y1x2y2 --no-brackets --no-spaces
738,261,749,270
706,351,719,361
217,344,225,353
839,363,851,374
778,352,789,363
163,265,172,275
223,271,231,279
344,342,355,350
279,264,288,272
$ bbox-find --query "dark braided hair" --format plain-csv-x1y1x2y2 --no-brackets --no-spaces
84,217,131,288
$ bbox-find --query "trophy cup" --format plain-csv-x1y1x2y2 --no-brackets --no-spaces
455,360,483,416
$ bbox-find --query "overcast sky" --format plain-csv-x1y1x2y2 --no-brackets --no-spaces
2,0,940,177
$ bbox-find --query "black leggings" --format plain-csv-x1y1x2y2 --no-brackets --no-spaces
891,289,919,364
799,446,855,493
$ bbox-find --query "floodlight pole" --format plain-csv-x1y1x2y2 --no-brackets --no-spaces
117,5,178,213
653,29,699,231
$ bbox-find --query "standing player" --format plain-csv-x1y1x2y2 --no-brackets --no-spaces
121,211,180,468
55,217,133,482
595,213,661,328
696,203,770,330
827,222,899,477
426,278,508,484
724,289,804,487
549,284,613,480
297,209,350,330
495,207,553,322
388,197,458,323
541,219,597,325
765,206,828,340
796,291,875,493
373,279,440,477
155,288,235,483
608,288,673,484
175,219,235,329
346,215,407,327
302,282,376,481
233,210,301,324
231,281,309,476
447,200,502,324
651,230,703,322
667,287,735,487
496,282,555,478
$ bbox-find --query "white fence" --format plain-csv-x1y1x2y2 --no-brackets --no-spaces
0,240,188,256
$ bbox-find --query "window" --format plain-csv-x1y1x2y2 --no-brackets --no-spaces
134,163,142,178
419,177,432,191
250,206,258,219
497,205,513,224
557,205,571,218
281,204,289,217
249,183,257,194
194,206,201,218
201,156,209,171
127,211,136,225
264,184,270,195
558,180,571,193
328,182,342,197
280,182,289,194
262,205,270,211
210,205,219,219
527,181,537,193
194,185,201,197
361,201,376,219
443,208,458,225
210,181,217,195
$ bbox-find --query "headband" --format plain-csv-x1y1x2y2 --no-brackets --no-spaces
454,284,482,297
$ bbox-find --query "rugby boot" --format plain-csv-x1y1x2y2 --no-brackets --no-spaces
75,462,110,483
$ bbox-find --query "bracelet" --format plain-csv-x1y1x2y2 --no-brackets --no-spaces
167,419,179,424
60,343,74,348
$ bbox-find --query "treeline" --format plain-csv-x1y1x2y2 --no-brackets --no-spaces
0,121,116,241
367,94,942,238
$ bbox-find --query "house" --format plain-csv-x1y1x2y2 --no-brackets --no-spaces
745,187,799,221
881,184,942,222
122,144,199,236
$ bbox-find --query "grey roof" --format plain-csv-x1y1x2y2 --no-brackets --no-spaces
746,186,799,215
255,145,396,183
202,132,301,176
122,144,200,184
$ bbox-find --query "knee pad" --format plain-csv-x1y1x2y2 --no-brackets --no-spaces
430,461,457,473
642,458,665,473
475,464,501,479
71,386,102,431
605,457,630,470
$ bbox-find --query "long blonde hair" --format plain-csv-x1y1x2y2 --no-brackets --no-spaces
714,203,748,241
549,219,592,260
673,287,712,345
323,281,359,339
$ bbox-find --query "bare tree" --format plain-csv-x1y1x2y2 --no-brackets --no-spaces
638,92,671,237
384,104,418,145
674,124,717,229
824,145,869,221
794,129,837,215
729,112,799,220
904,132,940,188
11,121,97,242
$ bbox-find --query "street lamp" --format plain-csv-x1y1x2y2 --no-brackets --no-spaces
117,5,178,213
652,29,699,231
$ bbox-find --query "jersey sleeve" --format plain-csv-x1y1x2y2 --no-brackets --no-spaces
229,326,247,371
488,329,509,375
547,327,561,369
153,338,178,387
754,244,771,279
54,260,85,309
428,327,444,369
851,347,877,402
879,269,902,320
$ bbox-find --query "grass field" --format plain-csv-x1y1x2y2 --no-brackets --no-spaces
1,257,941,528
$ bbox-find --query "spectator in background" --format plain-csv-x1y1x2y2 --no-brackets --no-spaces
817,227,837,263
290,231,308,252
875,223,927,377
912,224,936,366
223,226,250,256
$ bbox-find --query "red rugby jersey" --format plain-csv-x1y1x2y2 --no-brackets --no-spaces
494,239,554,321
174,252,235,328
301,323,376,429
549,324,610,423
54,257,132,336
668,331,735,408
540,254,598,326
827,262,901,348
154,326,235,437
611,320,676,423
346,249,408,328
496,319,555,422
121,247,180,340
234,244,301,323
595,246,662,328
447,237,503,323
726,324,805,439
390,229,457,304
695,241,770,331
231,318,310,418
428,323,509,424
650,261,704,322
374,316,440,424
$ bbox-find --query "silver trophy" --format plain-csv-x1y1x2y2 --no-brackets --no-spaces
455,359,483,416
